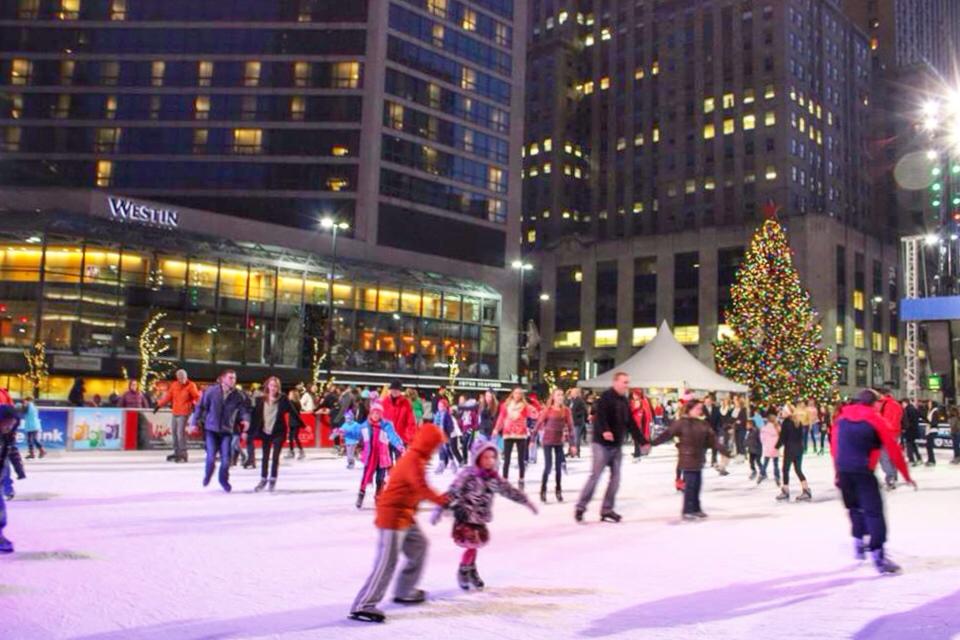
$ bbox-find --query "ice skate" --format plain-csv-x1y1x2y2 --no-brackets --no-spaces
796,488,812,502
555,488,563,502
518,479,525,490
757,473,767,485
349,608,385,623
885,479,897,491
854,539,866,561
285,450,295,459
468,565,485,590
540,487,547,503
202,470,213,487
717,468,730,476
575,507,585,523
776,487,790,501
356,490,365,509
924,461,935,467
600,511,622,523
166,453,177,462
749,471,757,480
254,479,268,492
268,479,276,492
298,450,305,460
38,449,46,459
682,513,699,521
0,535,13,554
458,565,471,590
872,549,901,575
219,480,232,493
242,460,256,469
393,589,426,605
693,511,709,519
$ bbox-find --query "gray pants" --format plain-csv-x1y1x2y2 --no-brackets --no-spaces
878,450,897,483
171,415,188,458
351,523,427,614
576,443,622,514
346,443,357,469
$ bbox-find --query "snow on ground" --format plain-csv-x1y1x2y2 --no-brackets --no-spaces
2,445,959,640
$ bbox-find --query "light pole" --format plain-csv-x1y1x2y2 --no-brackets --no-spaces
320,217,349,382
511,259,533,383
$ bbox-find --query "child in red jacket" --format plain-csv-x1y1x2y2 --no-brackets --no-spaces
349,423,447,624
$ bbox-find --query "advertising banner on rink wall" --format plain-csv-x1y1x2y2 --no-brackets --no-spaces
71,408,124,450
13,409,69,451
131,411,206,450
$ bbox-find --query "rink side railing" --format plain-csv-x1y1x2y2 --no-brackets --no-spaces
13,408,337,452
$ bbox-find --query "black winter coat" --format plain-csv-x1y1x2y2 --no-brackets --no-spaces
593,388,642,448
250,396,303,442
0,429,25,480
776,418,804,457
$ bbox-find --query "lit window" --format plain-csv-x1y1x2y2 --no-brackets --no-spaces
151,60,165,87
633,327,656,346
233,128,262,154
461,8,477,30
702,122,716,140
95,127,121,152
583,81,594,95
529,143,539,156
764,84,776,99
584,34,595,46
543,162,552,174
765,111,776,126
327,177,350,192
723,118,735,135
100,61,119,85
853,290,864,310
601,27,611,41
61,60,75,85
684,179,696,194
765,165,778,180
600,76,610,90
744,173,756,184
616,137,626,151
10,59,31,85
574,167,582,178
427,0,447,17
743,114,756,130
95,160,112,187
460,66,477,90
554,331,582,349
836,325,845,345
704,97,715,113
674,326,700,345
635,67,645,80
798,116,806,132
651,60,659,75
432,24,445,45
333,62,361,89
704,177,716,190
291,95,305,120
3,127,21,152
104,95,116,119
59,0,80,20
294,61,310,87
331,145,349,157
244,61,261,87
198,61,214,87
9,94,22,119
633,202,644,213
717,325,736,341
888,336,899,354
722,92,735,109
743,88,755,104
194,96,210,120
870,37,878,51
546,17,554,29
558,11,568,24
17,0,39,18
574,270,583,282
488,167,504,191
594,329,618,348
564,165,572,175
854,329,865,349
387,102,404,129
192,129,208,152
634,133,644,146
543,138,552,151
110,0,125,20
872,332,883,352
652,127,660,142
526,229,536,243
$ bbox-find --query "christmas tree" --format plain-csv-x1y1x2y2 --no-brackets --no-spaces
714,206,838,406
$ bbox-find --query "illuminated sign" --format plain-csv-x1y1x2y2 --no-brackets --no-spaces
108,197,179,229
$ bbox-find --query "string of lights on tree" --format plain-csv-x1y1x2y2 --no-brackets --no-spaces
20,340,49,398
714,203,839,407
138,312,172,393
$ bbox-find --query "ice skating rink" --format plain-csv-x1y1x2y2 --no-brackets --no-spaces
3,447,959,640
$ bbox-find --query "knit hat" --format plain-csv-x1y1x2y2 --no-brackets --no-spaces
369,401,384,414
469,438,499,467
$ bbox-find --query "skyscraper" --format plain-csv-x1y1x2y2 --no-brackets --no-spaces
0,0,527,391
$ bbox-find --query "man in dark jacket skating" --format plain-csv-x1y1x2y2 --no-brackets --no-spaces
832,389,915,574
188,369,251,493
575,372,643,523
0,404,25,553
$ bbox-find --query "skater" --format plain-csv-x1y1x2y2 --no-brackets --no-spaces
651,398,726,519
457,395,480,462
434,439,538,591
434,398,460,474
383,380,418,445
949,407,960,464
0,405,24,553
705,395,722,466
117,379,150,408
477,389,499,443
493,387,537,487
902,399,923,466
188,369,251,493
875,388,903,489
349,423,448,623
154,369,201,463
285,389,306,461
250,376,303,492
21,397,45,459
732,396,748,459
630,389,653,460
334,409,360,469
568,387,588,456
575,372,643,523
758,409,781,485
808,400,823,454
347,401,405,509
776,405,811,502
534,388,575,502
924,401,945,466
745,416,763,480
832,389,915,574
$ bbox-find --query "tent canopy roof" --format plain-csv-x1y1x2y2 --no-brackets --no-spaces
579,321,749,392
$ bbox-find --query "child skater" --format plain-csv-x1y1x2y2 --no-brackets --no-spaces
333,409,360,469
349,423,448,623
651,398,728,520
758,408,781,485
343,401,405,509
433,397,460,474
0,404,25,553
433,439,538,590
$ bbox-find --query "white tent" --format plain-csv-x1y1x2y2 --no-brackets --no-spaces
579,321,749,392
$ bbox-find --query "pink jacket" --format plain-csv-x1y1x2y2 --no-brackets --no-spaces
494,401,537,439
760,422,780,458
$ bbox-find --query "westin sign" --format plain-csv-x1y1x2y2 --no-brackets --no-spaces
108,197,180,229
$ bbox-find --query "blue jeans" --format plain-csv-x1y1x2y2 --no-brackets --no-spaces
0,489,6,538
878,451,897,483
204,430,232,488
760,456,780,483
1,459,12,496
682,469,702,514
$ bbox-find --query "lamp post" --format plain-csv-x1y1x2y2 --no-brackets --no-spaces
511,259,533,383
320,217,350,382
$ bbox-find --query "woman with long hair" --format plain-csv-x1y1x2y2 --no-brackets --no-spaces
629,389,653,460
776,404,812,502
478,389,499,442
493,387,537,488
251,376,303,492
535,388,574,502
285,386,307,461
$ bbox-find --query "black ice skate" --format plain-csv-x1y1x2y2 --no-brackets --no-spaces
254,479,268,492
600,511,622,523
854,539,866,561
458,565,471,590
356,490,365,509
166,454,177,462
555,488,563,502
268,479,276,492
872,549,902,575
575,507,585,523
776,487,790,501
468,565,485,590
393,589,427,605
540,487,547,503
349,609,385,623
795,488,812,502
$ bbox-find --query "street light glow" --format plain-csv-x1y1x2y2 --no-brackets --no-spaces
925,233,940,245
320,217,334,229
511,260,533,270
539,293,550,301
320,217,349,231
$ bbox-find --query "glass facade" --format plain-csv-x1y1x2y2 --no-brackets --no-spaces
0,229,500,379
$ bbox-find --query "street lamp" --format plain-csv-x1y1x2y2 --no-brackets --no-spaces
320,216,350,382
511,260,533,383
539,293,550,301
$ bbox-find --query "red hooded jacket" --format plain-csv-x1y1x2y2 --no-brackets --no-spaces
877,395,903,439
382,393,417,444
831,403,912,483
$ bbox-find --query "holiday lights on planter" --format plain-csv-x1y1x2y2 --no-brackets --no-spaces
714,213,839,406
20,340,49,398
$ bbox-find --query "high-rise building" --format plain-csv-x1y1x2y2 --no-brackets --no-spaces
523,0,903,396
0,0,527,394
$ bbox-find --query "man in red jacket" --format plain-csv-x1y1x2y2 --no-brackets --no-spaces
876,388,904,490
383,380,417,445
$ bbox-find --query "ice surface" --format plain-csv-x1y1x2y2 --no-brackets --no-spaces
2,447,959,640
